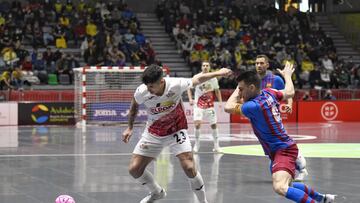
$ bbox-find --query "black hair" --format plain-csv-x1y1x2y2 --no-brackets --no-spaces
236,71,261,89
142,64,163,84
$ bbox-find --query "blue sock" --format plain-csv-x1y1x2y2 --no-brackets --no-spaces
292,182,324,202
286,187,315,203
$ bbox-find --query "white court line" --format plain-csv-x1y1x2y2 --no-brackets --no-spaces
0,151,215,158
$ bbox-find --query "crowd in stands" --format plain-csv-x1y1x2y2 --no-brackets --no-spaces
0,0,157,90
156,0,360,89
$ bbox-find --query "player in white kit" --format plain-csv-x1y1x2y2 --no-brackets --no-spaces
187,62,222,152
122,64,231,203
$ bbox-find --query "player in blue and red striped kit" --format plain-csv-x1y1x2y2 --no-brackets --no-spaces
225,62,336,203
255,54,308,181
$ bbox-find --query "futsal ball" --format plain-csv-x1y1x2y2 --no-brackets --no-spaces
55,195,75,203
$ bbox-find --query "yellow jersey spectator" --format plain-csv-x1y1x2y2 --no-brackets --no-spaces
65,2,73,13
2,47,17,64
0,15,5,26
0,70,12,90
86,21,97,37
59,16,70,28
54,1,63,14
77,0,86,12
234,48,242,65
214,24,224,36
229,16,241,31
200,50,210,61
190,50,201,63
301,57,314,72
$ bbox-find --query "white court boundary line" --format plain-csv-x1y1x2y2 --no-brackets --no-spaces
0,151,216,158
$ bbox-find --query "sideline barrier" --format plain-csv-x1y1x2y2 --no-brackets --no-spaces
0,103,18,125
298,100,360,122
18,102,75,125
0,100,358,126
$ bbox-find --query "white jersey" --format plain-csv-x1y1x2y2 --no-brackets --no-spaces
194,77,219,109
134,77,192,137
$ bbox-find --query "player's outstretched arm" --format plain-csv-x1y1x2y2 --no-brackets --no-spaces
122,97,139,143
224,87,243,115
277,62,295,101
191,68,232,86
187,88,194,106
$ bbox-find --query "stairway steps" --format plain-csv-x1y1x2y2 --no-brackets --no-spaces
156,50,179,54
314,14,360,64
139,12,191,75
141,25,164,29
149,38,172,43
145,33,169,38
152,45,177,50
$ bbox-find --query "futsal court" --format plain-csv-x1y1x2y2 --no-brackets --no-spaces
0,122,358,203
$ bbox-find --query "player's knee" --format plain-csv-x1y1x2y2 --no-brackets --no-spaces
128,162,143,178
183,164,197,178
195,123,201,129
210,124,216,129
272,182,288,196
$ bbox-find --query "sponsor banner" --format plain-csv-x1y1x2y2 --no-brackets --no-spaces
0,103,18,125
183,102,230,123
18,103,75,125
231,102,297,123
298,101,360,122
89,103,147,122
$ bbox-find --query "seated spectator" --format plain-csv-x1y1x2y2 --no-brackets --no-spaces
320,68,331,89
73,21,86,46
32,21,43,47
302,91,313,101
43,47,56,73
42,21,54,46
0,69,13,90
86,20,97,37
11,66,29,90
189,50,201,75
322,55,334,72
55,54,74,84
33,53,48,84
21,56,40,85
309,65,322,89
2,47,18,66
21,56,33,76
323,89,336,100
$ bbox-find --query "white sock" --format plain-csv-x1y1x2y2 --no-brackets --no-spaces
195,128,200,146
296,151,307,171
136,170,162,193
189,172,208,203
212,128,219,148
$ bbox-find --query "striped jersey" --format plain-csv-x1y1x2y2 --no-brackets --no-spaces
241,88,294,155
261,73,285,90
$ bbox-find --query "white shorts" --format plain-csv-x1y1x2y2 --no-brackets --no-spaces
193,107,217,124
133,129,192,158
